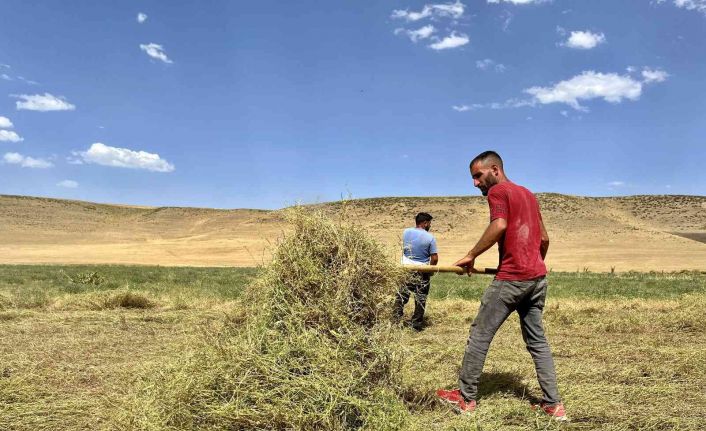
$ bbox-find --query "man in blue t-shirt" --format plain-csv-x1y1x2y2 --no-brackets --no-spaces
395,212,438,330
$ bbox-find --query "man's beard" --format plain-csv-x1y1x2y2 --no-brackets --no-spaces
479,176,498,196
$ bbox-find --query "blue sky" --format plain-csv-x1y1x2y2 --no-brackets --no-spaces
1,0,704,209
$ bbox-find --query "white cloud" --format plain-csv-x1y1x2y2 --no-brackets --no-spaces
429,31,469,50
137,12,148,23
391,7,430,21
394,25,436,42
391,1,465,22
476,58,506,72
660,0,706,14
459,69,666,113
476,59,492,69
391,2,466,50
0,130,23,143
524,71,645,111
0,116,13,128
452,105,470,112
465,98,536,110
641,68,669,83
77,142,175,172
607,181,628,190
1,73,39,85
675,0,706,13
488,0,549,4
139,43,173,64
4,152,23,163
3,152,53,168
563,31,606,49
0,65,9,79
66,155,84,165
13,93,76,111
430,0,465,18
17,76,39,85
2,74,39,85
501,10,513,31
57,180,79,188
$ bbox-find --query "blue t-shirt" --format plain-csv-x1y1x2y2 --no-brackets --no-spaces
402,228,438,264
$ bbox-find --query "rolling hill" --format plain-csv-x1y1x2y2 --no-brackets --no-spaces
1,193,704,271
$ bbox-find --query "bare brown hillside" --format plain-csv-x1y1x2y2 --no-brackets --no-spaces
1,194,704,271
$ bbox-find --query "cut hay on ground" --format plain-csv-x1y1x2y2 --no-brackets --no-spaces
124,209,412,430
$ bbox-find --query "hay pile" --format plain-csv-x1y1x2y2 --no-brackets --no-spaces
126,209,412,430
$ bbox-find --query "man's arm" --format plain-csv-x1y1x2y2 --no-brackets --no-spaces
429,236,439,265
453,218,507,273
539,217,549,260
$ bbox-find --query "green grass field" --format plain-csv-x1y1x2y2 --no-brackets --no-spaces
1,265,705,430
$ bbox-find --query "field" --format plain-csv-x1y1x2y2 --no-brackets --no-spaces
1,194,705,271
1,265,704,430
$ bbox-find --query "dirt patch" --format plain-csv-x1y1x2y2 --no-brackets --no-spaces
671,232,706,244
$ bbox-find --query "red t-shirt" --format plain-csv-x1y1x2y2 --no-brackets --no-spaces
487,181,547,281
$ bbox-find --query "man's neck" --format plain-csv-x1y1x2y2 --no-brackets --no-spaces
492,177,510,189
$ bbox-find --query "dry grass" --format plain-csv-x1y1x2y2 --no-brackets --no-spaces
0,309,218,431
398,297,706,430
1,295,704,430
120,208,411,430
0,208,704,429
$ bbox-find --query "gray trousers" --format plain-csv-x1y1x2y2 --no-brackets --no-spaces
459,276,561,405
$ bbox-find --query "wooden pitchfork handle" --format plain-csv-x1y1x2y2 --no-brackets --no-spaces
403,265,498,275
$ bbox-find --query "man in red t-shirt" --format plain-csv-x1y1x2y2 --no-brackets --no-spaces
436,151,567,421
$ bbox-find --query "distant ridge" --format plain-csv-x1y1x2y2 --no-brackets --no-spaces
1,193,704,271
3,192,704,211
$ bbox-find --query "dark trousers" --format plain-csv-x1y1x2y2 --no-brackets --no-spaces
394,273,431,329
459,277,561,405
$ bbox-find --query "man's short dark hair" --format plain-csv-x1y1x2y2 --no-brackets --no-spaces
415,212,433,225
470,150,503,170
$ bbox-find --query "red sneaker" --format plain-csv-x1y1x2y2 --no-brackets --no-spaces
536,402,569,422
436,389,477,414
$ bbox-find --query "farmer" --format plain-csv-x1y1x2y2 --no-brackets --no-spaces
436,151,567,421
394,212,438,331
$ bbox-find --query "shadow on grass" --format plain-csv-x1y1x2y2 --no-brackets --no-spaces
397,315,437,331
478,371,541,404
408,371,541,414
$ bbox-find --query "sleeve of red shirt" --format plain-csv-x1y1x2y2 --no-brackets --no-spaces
488,186,508,221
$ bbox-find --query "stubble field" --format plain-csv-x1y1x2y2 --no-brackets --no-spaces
1,265,704,430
